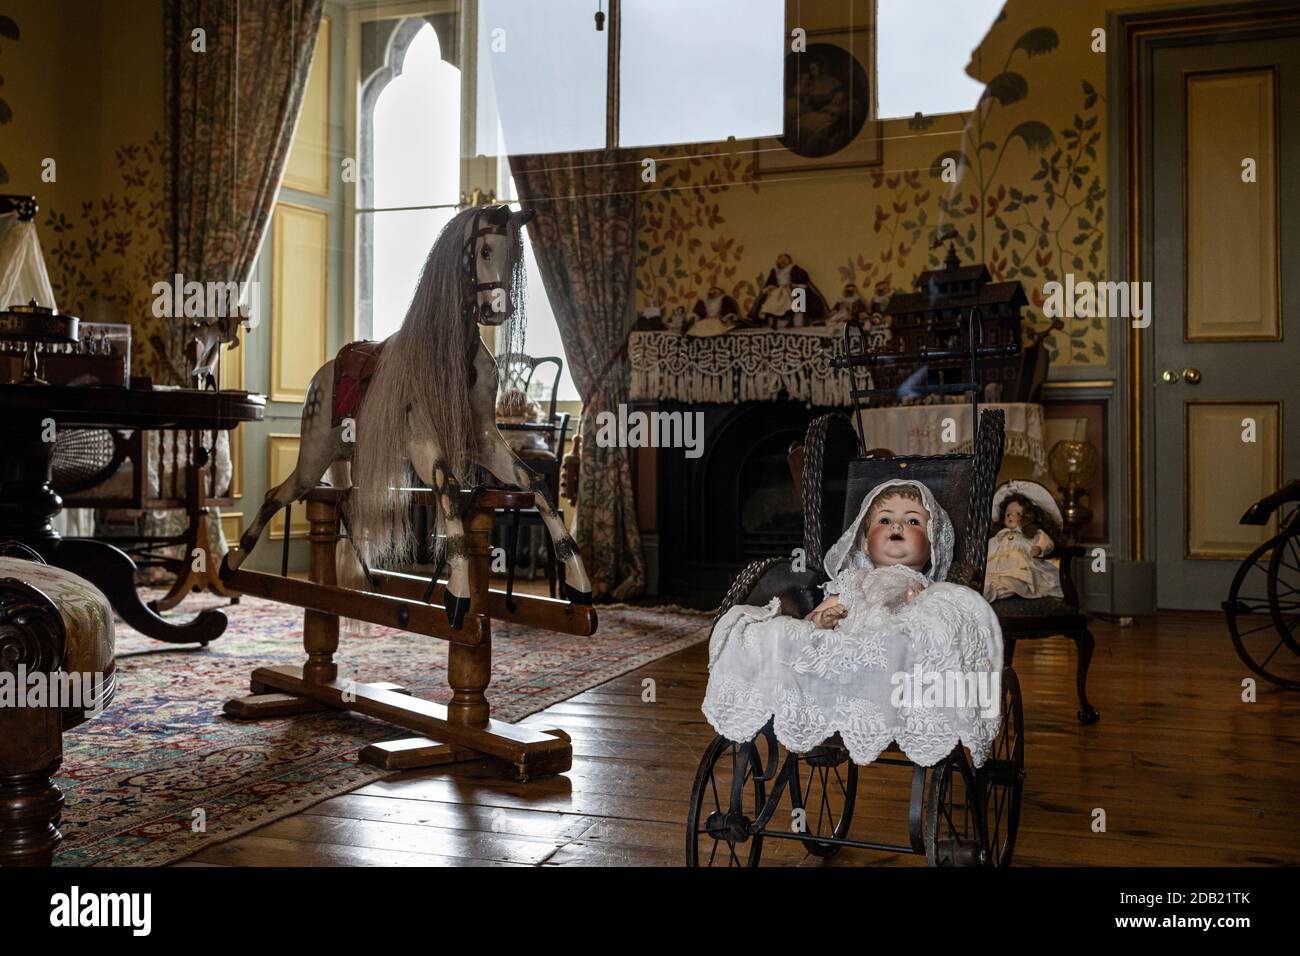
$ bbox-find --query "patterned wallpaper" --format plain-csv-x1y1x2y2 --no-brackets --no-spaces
41,131,180,385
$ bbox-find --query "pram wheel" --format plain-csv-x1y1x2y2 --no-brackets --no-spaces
791,740,858,857
924,747,989,867
1224,520,1300,690
686,734,767,867
978,667,1025,867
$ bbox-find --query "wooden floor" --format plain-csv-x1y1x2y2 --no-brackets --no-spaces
183,610,1300,867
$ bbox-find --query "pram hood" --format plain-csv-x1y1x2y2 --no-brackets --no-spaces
823,478,955,583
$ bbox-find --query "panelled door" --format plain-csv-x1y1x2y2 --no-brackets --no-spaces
1150,32,1300,609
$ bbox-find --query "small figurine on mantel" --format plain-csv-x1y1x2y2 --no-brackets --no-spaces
664,304,692,334
865,310,893,350
754,253,828,329
828,283,869,329
688,286,742,337
984,481,1064,602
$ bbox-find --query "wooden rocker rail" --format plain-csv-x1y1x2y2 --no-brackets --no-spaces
219,565,490,646
218,483,585,781
367,568,597,637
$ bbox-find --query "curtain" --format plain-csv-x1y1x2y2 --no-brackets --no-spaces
511,152,645,601
163,0,323,381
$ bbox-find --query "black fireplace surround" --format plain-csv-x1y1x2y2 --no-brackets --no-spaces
657,401,838,609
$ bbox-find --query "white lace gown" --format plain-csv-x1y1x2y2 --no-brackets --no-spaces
984,528,1063,601
703,564,1004,768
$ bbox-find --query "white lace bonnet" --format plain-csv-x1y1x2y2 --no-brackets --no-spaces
990,479,1063,528
823,478,956,583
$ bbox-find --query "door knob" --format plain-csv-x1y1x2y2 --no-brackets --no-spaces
1182,367,1202,385
1161,369,1180,384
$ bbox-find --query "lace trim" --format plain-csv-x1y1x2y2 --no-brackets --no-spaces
702,673,1001,768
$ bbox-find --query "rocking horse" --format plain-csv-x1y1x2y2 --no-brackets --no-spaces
228,203,592,625
218,205,595,780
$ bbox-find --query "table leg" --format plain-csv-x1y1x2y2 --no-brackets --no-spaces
0,421,61,559
0,418,226,645
55,538,227,645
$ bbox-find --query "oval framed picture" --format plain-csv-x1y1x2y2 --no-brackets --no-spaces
755,26,882,175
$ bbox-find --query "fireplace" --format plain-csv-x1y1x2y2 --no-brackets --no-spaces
657,401,835,609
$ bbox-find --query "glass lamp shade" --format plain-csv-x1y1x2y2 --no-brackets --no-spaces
1048,439,1098,493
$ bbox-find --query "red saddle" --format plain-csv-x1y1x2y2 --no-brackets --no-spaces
332,340,386,427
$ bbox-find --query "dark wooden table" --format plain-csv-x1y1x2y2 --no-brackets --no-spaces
0,383,265,644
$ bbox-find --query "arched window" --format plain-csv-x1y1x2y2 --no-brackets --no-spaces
358,18,461,342
357,14,576,403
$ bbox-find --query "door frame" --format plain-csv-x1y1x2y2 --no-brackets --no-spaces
1108,1,1300,584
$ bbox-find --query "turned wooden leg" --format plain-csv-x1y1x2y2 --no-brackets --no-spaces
150,434,240,613
303,497,341,684
1,576,69,865
447,503,492,726
0,760,64,866
224,496,340,721
1003,636,1017,668
1073,625,1100,725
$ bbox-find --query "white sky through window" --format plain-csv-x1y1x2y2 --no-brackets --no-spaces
619,0,783,148
371,24,459,341
876,0,1004,118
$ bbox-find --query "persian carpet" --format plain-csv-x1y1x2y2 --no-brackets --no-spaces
55,591,709,866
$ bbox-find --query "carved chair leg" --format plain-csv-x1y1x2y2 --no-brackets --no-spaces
1072,625,1100,725
1003,636,1017,668
0,756,64,867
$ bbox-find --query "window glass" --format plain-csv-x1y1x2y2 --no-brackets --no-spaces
618,0,784,148
876,0,1004,118
476,0,608,155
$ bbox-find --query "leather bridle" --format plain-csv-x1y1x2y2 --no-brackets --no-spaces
462,206,511,325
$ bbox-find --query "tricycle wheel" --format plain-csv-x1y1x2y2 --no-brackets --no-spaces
790,739,858,857
923,746,988,867
977,668,1024,866
685,734,766,867
1225,528,1300,689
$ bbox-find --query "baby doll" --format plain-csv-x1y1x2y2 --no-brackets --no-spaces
703,477,1003,769
804,482,937,629
984,491,1064,601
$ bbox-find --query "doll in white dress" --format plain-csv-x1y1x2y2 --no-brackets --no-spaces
704,478,1004,768
984,490,1064,601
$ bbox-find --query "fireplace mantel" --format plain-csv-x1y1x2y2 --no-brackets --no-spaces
629,328,851,406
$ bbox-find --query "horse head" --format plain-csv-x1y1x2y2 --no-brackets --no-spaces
464,204,534,327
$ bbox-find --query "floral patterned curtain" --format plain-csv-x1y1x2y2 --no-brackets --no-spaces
510,152,645,601
163,0,323,381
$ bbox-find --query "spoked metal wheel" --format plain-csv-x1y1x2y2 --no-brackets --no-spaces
686,734,767,867
977,668,1025,867
790,739,858,858
923,746,989,867
1224,524,1300,690
1267,525,1300,662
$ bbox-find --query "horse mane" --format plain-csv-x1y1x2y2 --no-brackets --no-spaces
350,205,528,569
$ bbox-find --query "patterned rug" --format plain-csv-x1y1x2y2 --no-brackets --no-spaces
56,591,710,866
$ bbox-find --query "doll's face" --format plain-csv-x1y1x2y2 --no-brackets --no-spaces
1003,501,1024,532
864,493,931,571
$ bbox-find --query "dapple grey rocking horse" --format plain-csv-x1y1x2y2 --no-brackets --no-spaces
227,204,592,626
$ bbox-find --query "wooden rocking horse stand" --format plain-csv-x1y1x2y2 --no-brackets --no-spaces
220,486,596,781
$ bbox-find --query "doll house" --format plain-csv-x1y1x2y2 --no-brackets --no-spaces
878,244,1029,396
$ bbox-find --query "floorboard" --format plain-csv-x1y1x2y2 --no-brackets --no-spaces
184,610,1300,867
